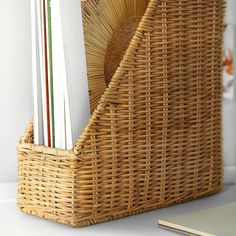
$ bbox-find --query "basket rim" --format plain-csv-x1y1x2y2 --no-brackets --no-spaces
18,122,82,162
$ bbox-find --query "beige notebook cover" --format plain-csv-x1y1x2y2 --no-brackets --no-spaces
159,202,236,236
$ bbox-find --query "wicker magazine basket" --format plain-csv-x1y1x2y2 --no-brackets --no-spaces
17,0,225,227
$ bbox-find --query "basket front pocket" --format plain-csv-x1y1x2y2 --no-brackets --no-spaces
17,137,81,226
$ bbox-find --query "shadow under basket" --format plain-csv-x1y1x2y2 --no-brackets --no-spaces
17,0,225,227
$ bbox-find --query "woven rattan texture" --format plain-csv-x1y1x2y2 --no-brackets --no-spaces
18,0,225,227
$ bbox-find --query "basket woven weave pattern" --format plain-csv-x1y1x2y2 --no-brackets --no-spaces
18,0,225,227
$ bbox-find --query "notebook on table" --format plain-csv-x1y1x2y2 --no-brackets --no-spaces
158,202,236,236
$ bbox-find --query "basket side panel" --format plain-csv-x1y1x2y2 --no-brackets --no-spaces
73,0,225,226
17,142,79,226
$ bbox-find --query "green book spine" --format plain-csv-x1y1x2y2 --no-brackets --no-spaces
47,0,55,147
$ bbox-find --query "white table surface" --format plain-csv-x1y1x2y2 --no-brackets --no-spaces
0,183,236,236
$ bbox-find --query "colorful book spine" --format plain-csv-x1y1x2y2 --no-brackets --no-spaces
42,0,51,147
46,0,55,147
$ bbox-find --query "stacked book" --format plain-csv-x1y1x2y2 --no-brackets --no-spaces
31,0,90,150
159,202,236,236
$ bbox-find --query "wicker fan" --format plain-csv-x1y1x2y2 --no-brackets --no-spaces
82,0,150,112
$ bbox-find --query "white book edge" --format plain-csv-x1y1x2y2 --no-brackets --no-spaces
59,0,90,149
31,0,44,145
51,0,67,149
159,220,214,236
37,0,48,146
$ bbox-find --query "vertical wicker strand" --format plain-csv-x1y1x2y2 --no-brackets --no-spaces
160,0,168,205
199,0,208,195
91,134,99,217
208,0,218,192
193,0,203,196
204,0,218,193
200,0,209,194
128,69,135,210
144,31,152,204
110,104,118,210
175,0,185,200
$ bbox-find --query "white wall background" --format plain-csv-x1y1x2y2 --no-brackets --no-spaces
0,0,235,183
0,0,32,182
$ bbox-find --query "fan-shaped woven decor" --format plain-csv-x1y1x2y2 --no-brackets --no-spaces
17,0,225,227
82,0,150,111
